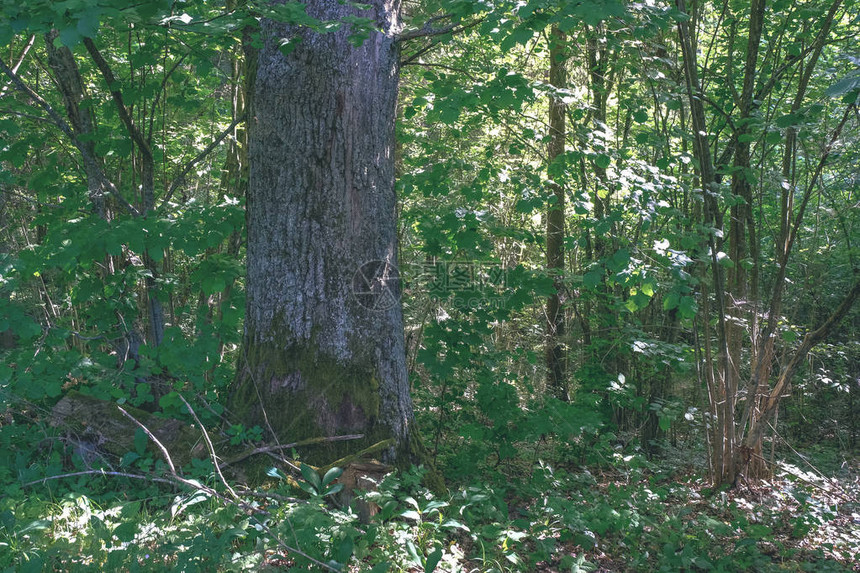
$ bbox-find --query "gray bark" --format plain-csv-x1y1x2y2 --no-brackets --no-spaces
45,31,103,217
545,25,568,401
230,0,416,465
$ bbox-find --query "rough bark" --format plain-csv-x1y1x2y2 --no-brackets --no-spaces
229,0,419,467
545,25,568,401
45,31,103,217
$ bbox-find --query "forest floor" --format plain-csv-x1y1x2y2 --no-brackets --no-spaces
531,458,860,572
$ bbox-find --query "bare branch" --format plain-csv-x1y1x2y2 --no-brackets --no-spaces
397,17,483,42
83,37,153,162
177,394,238,499
160,113,246,208
117,405,178,475
0,34,36,99
22,469,176,488
220,434,365,468
0,57,141,216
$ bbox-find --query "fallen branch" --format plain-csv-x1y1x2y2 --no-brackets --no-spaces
220,433,365,468
177,394,238,499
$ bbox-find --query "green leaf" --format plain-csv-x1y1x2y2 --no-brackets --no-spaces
323,483,344,496
765,131,782,144
400,509,421,522
663,292,680,311
134,427,148,455
322,466,343,486
500,27,534,51
299,481,318,495
678,295,697,319
0,510,15,532
608,248,630,273
334,535,354,563
441,519,470,531
201,275,227,296
113,521,137,543
300,463,322,492
825,72,860,98
59,26,82,47
120,452,140,468
584,269,603,289
266,467,285,480
775,113,801,128
405,539,422,565
716,251,734,268
19,519,50,534
76,8,100,38
594,154,611,169
19,553,44,573
425,548,443,573
13,317,41,340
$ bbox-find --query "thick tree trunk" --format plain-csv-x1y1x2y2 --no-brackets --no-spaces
229,0,417,467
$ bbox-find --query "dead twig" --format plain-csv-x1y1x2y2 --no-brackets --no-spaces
220,434,365,468
177,394,238,499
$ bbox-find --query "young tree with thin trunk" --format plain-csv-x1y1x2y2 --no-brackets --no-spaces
545,24,569,401
675,0,856,485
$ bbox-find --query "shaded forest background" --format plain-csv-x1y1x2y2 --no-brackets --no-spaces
0,0,858,571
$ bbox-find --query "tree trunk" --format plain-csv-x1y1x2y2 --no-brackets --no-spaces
726,0,765,478
545,24,568,401
229,0,418,467
675,0,732,484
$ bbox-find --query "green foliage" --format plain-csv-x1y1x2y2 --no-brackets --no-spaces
0,0,858,570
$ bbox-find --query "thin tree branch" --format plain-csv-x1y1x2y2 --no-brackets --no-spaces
407,62,477,81
397,15,482,41
148,52,189,141
220,434,365,468
0,34,36,99
177,394,238,499
22,469,176,488
117,405,178,475
160,113,246,208
83,37,153,162
0,57,140,216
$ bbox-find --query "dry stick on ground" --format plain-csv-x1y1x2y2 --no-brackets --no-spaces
23,470,176,488
177,394,238,499
117,405,178,475
220,434,365,468
116,405,340,571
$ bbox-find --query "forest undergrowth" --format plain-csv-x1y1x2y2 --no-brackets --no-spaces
1,418,857,572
